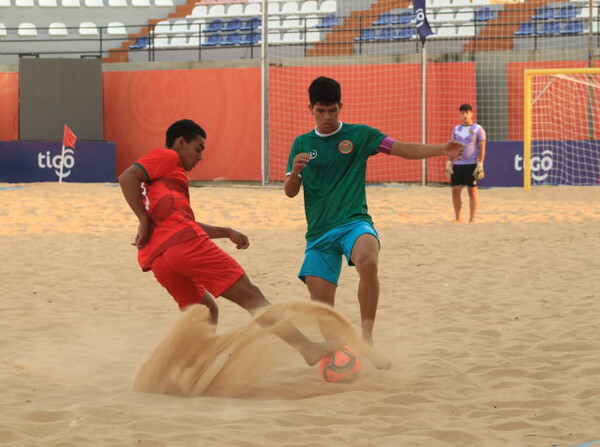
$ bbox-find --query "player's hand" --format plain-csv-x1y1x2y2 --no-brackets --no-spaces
228,229,250,250
133,217,152,249
473,161,484,180
445,160,453,179
443,140,464,160
292,152,311,176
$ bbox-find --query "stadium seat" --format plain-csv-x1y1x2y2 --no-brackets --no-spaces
395,27,414,40
372,12,393,26
281,15,301,29
240,17,261,31
240,31,260,45
189,20,205,34
207,3,225,17
224,18,242,33
107,22,127,35
222,31,242,45
514,21,535,35
319,0,336,14
18,22,37,36
280,1,298,14
393,10,413,25
205,19,224,33
316,14,338,28
473,7,496,22
154,0,173,7
15,0,33,6
202,32,223,46
431,25,456,38
0,0,8,7
303,14,319,28
170,19,189,34
243,3,260,16
433,8,453,23
62,0,80,6
108,0,126,7
188,5,207,18
0,23,6,37
377,27,395,40
79,21,98,35
354,28,376,41
561,20,584,35
48,22,68,36
538,21,560,34
129,36,148,49
305,30,320,42
300,0,317,14
131,0,149,6
39,0,58,7
532,5,553,20
85,0,103,7
169,34,186,46
154,20,170,34
555,4,577,19
451,9,474,23
227,3,243,16
282,30,301,43
153,34,169,48
186,34,200,47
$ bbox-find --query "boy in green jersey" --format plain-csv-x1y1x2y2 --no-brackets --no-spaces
284,77,463,364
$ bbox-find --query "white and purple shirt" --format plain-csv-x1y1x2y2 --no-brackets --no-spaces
452,123,486,165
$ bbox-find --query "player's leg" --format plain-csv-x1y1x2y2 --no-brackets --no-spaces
222,275,341,365
451,185,463,222
467,186,478,223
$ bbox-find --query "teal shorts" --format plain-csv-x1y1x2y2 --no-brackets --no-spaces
299,221,379,285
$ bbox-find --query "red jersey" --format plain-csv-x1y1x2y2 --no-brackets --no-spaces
133,148,207,271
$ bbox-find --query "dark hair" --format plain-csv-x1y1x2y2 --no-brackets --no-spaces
308,76,341,106
459,104,473,112
165,119,206,148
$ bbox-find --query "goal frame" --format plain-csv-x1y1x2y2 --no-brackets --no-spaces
523,67,600,190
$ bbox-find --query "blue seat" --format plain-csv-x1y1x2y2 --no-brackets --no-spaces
473,7,496,21
377,27,395,40
317,14,338,28
393,10,413,24
372,12,393,26
224,18,242,33
240,32,261,45
532,5,554,20
395,27,414,39
205,19,223,33
202,33,223,46
514,22,536,35
241,17,261,31
222,31,242,45
354,28,377,41
129,36,148,49
561,19,584,34
555,4,577,19
538,21,561,34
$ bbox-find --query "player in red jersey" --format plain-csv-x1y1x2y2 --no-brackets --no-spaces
118,119,339,365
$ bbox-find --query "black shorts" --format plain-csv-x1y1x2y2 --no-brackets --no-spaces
450,164,477,187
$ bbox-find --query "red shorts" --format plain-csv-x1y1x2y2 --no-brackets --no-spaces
150,235,245,311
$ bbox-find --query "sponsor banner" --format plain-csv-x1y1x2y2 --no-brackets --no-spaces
0,141,115,183
480,141,600,187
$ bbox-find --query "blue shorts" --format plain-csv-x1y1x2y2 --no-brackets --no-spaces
299,221,380,285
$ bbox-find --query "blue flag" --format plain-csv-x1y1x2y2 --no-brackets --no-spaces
413,0,433,43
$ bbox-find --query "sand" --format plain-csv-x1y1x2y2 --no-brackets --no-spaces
1,182,599,446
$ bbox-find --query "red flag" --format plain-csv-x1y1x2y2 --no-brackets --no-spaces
63,125,77,149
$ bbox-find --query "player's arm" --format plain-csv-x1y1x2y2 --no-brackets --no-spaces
473,139,487,180
197,223,249,249
284,152,310,198
118,164,152,249
388,140,464,160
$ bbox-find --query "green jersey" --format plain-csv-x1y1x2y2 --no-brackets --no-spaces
286,122,386,242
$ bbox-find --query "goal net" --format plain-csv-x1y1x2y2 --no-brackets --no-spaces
524,68,600,189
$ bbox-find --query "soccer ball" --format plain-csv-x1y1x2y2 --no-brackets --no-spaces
318,346,361,383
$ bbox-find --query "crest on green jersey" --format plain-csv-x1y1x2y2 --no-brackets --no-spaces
338,140,354,154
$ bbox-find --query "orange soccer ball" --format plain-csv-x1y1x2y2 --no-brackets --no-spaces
318,346,361,383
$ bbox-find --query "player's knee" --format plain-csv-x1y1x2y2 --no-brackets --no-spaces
355,256,378,277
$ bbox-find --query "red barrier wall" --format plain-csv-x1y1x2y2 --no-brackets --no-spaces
0,73,19,141
103,68,263,180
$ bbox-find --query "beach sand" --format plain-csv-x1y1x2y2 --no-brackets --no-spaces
1,182,599,446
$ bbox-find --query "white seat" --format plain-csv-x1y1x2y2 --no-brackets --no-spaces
267,2,280,14
62,0,80,7
431,24,456,37
154,0,173,6
170,19,188,34
300,0,317,14
153,34,169,48
282,30,301,42
269,17,283,28
268,31,282,43
154,19,170,34
107,21,127,35
79,21,98,35
18,22,37,36
0,23,6,36
108,0,126,6
15,0,34,6
39,0,58,7
188,4,207,18
303,14,319,28
131,0,150,6
186,34,200,46
189,19,205,33
0,0,9,7
227,3,243,16
243,2,260,16
305,30,320,41
579,6,589,18
281,15,300,29
451,9,473,22
49,22,68,35
452,0,472,6
319,0,336,13
85,0,103,7
169,34,186,46
280,1,298,14
207,3,225,17
455,24,473,36
432,7,453,22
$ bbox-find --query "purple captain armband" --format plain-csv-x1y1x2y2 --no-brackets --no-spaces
377,137,396,155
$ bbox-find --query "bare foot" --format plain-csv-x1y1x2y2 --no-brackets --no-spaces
303,339,344,366
453,219,463,223
365,348,392,370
